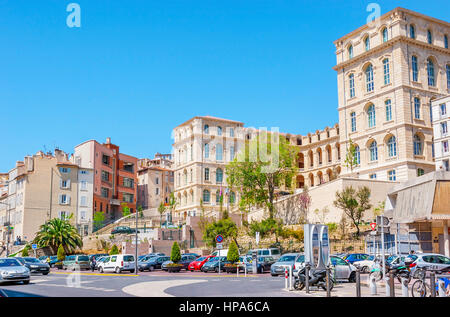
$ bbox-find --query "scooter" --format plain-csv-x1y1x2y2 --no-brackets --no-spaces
294,267,334,291
369,261,411,283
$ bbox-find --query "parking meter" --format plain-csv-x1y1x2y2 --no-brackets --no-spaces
252,251,258,274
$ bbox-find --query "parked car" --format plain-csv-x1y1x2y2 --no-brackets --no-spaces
211,249,229,257
342,253,370,265
353,255,377,273
93,256,109,270
0,258,30,285
98,254,136,274
270,253,301,276
138,256,170,271
330,255,357,282
292,254,306,273
406,253,450,277
161,254,198,271
201,256,228,272
139,253,165,263
63,255,91,271
111,226,140,235
246,248,281,260
15,257,50,275
183,253,200,258
246,256,276,273
89,254,109,262
188,255,215,271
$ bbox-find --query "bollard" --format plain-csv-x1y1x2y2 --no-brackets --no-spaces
289,266,293,291
355,267,361,297
326,266,331,297
305,263,310,294
384,275,391,297
437,278,446,297
285,268,288,290
401,277,409,297
430,272,436,297
370,274,377,295
389,272,395,297
245,265,247,277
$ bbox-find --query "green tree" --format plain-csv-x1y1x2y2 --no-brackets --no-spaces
57,244,65,261
168,192,177,225
158,202,166,228
121,203,131,217
109,244,119,255
33,215,82,254
333,186,372,238
93,211,105,231
137,205,144,218
248,218,282,240
226,133,297,219
170,241,181,263
344,138,359,173
21,245,30,256
203,218,238,248
227,240,239,264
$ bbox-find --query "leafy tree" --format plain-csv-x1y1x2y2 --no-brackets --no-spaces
326,222,339,238
203,218,238,248
109,244,119,255
333,186,372,238
21,245,30,256
168,192,177,225
121,203,131,217
226,133,297,219
344,138,359,173
313,206,330,224
57,244,65,261
227,240,239,264
157,202,166,228
170,241,181,263
93,211,105,231
137,205,144,218
248,218,282,240
33,215,82,254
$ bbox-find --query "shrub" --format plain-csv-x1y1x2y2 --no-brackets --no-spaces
227,241,240,264
21,246,30,257
109,244,119,255
57,245,65,261
248,218,281,239
170,242,181,263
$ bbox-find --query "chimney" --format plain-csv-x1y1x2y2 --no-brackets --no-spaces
106,137,111,144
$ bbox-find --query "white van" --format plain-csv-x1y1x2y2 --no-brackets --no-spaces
246,248,281,260
98,254,136,274
211,249,229,257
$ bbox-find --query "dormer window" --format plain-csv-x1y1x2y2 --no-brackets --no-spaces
204,124,209,134
382,27,388,43
427,30,433,44
348,45,353,59
364,36,370,51
410,25,415,39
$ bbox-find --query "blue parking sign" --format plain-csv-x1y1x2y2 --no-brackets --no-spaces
215,235,223,243
32,244,37,250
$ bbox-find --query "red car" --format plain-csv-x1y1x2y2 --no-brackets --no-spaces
188,255,215,271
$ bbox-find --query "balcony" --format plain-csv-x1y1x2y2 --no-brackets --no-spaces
110,199,120,206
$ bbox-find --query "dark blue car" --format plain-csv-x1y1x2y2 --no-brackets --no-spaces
342,253,370,264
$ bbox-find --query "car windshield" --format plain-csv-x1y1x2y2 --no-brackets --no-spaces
196,257,206,262
123,256,134,262
78,256,89,261
386,256,397,263
278,255,297,262
24,258,41,263
0,259,21,267
368,255,375,261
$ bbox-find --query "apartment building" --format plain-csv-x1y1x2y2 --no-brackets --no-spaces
0,149,91,244
137,153,174,209
432,95,450,171
73,138,138,222
334,7,450,182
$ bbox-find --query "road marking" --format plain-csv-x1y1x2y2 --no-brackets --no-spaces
122,279,207,297
51,272,138,277
34,283,117,292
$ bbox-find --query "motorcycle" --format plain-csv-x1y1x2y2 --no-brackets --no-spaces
294,267,334,291
369,260,411,283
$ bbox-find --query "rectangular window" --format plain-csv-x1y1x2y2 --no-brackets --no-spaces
80,196,87,207
81,181,87,190
59,167,70,174
58,211,68,220
351,112,356,132
123,177,134,188
383,59,390,85
412,56,418,82
385,100,392,121
440,104,447,116
101,187,109,198
414,98,421,119
204,168,210,181
155,177,159,185
156,188,159,195
59,194,69,205
441,122,448,135
230,146,235,161
204,143,209,159
388,170,396,181
369,174,377,179
80,211,86,220
443,141,449,153
101,170,109,182
123,193,134,203
123,163,134,173
349,75,355,98
229,128,234,137
102,155,110,166
61,179,69,189
443,160,450,172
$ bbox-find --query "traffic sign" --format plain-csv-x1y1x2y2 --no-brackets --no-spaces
31,244,37,250
376,215,390,227
215,235,223,243
370,223,377,231
216,243,223,250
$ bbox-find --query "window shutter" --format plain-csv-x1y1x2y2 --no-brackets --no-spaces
67,179,71,188
67,195,71,205
59,194,62,204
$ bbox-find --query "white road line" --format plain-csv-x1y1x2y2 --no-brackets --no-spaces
32,283,116,292
122,279,208,297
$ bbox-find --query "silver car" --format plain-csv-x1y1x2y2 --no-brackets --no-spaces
407,253,450,277
293,255,356,282
271,253,301,276
0,258,31,284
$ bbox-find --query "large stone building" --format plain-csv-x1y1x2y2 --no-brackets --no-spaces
73,138,138,222
432,95,450,171
334,7,450,182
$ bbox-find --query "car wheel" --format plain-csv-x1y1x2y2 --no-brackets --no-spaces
43,272,49,276
215,267,219,273
50,264,55,268
361,266,368,273
130,269,135,274
149,266,154,272
294,280,305,290
115,267,121,274
349,271,356,283
99,267,104,273
271,273,277,277
23,280,30,285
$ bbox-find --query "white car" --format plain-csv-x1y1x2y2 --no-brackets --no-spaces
293,255,357,282
0,258,30,284
98,254,136,274
353,255,377,273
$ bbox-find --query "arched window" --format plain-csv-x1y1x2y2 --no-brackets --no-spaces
410,25,415,39
348,45,353,59
354,145,361,165
387,136,397,157
229,191,236,204
385,99,392,121
383,59,390,85
349,74,355,98
364,36,370,51
427,30,433,44
412,56,418,82
217,126,222,136
204,124,209,134
382,27,388,42
369,141,378,161
351,112,357,132
216,168,223,183
216,190,221,203
427,58,435,86
414,135,423,155
368,104,376,128
216,143,223,161
365,64,374,92
204,143,209,158
414,97,421,119
445,35,449,49
203,190,210,203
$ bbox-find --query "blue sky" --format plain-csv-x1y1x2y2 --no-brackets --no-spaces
1,0,448,169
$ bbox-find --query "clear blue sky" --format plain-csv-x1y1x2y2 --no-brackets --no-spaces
1,0,448,169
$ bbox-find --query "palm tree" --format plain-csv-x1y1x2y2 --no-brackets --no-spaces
33,215,83,254
157,202,166,228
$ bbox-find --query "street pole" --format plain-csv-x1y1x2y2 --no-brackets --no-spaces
135,207,138,275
